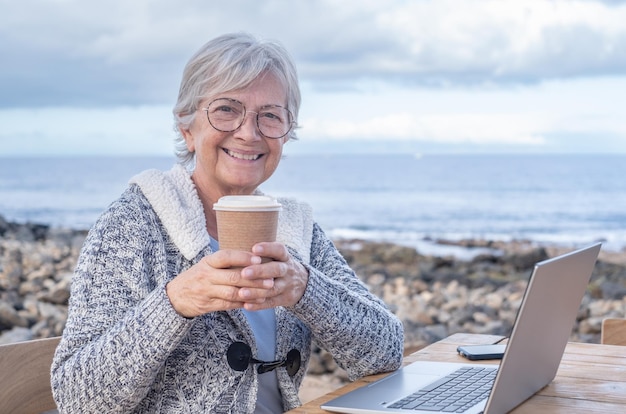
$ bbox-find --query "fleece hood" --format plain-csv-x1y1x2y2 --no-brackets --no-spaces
129,164,313,264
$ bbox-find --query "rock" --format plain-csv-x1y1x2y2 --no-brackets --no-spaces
39,277,71,304
0,216,84,342
0,301,29,329
0,247,23,290
499,247,549,270
0,326,33,344
1,215,626,383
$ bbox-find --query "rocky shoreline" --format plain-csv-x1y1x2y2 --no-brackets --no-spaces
2,216,625,401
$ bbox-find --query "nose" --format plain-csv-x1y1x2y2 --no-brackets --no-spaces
234,111,262,141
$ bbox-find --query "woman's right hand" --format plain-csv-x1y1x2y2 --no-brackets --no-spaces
165,250,275,318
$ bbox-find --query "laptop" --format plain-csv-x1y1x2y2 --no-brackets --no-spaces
321,242,601,414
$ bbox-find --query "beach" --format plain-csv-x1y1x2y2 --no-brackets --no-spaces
1,217,625,403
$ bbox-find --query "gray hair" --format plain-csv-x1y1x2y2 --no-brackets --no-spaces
172,32,301,166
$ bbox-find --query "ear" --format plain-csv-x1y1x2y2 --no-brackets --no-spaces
180,126,195,152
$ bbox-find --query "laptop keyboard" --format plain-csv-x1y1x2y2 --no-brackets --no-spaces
388,366,497,412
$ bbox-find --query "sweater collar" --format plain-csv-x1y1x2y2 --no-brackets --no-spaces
130,164,209,261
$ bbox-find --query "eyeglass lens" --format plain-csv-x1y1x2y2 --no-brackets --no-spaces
205,98,292,138
226,341,301,377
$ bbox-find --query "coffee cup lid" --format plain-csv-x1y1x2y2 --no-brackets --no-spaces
213,195,282,212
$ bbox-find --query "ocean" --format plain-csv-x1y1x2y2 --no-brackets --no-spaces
1,154,625,256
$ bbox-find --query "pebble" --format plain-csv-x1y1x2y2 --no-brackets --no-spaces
1,216,625,380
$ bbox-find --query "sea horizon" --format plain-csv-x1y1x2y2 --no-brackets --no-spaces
2,153,625,256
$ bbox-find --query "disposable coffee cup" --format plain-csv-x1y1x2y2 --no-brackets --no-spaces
213,195,282,260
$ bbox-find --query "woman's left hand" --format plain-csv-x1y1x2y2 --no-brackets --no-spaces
237,242,309,310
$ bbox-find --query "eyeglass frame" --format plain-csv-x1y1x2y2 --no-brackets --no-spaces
201,97,295,139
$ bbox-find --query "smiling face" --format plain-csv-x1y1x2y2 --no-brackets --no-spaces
181,72,289,206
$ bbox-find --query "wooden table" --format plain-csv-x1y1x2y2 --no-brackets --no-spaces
288,333,626,413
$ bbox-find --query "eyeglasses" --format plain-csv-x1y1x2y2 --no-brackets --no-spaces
226,341,301,377
202,98,294,139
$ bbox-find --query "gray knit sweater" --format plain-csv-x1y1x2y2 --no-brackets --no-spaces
51,164,404,413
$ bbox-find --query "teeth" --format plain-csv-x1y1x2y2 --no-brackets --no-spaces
226,149,260,161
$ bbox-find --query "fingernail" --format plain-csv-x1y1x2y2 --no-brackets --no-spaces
252,245,263,254
251,256,262,264
263,278,274,288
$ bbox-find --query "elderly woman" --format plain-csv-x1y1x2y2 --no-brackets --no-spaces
51,32,403,413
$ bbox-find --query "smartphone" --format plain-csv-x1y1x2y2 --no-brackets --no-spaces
457,344,506,361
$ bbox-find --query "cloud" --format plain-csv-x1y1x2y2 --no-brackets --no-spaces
2,0,626,107
374,0,626,85
295,74,626,151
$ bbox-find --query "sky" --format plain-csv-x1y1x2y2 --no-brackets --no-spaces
1,0,625,156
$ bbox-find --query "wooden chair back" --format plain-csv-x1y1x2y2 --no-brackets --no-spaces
0,336,61,414
601,318,626,346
